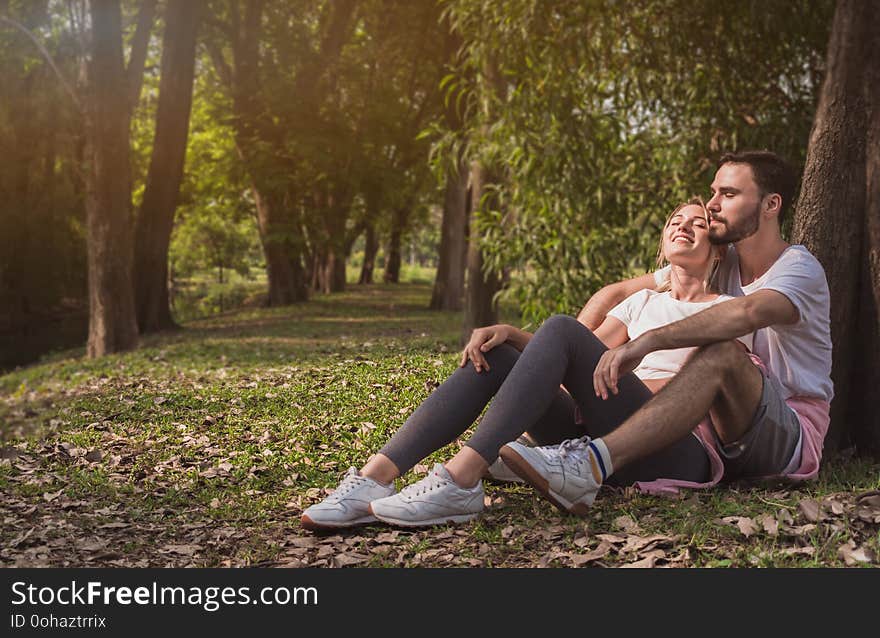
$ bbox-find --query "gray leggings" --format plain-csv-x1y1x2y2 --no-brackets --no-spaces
378,314,710,486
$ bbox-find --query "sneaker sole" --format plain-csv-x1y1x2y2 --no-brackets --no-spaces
370,510,481,528
300,513,378,532
499,446,591,517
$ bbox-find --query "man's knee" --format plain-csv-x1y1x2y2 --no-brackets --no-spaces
689,340,750,377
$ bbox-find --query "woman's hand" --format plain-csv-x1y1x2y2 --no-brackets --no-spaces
459,324,511,373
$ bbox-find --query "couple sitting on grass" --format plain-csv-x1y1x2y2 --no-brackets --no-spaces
302,150,833,531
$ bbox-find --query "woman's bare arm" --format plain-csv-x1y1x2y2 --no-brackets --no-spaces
577,273,658,330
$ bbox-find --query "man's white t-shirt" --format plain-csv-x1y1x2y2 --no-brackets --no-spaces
608,289,753,380
653,245,833,401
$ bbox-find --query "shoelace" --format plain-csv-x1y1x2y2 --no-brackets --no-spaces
556,437,593,469
400,471,448,498
327,468,366,502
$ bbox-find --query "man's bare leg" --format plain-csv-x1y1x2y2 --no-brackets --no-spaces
604,340,764,471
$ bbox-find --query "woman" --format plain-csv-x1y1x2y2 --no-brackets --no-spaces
301,198,751,529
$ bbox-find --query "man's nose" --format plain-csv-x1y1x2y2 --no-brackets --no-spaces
706,194,721,211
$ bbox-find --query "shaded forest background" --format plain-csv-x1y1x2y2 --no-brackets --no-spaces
1,0,878,454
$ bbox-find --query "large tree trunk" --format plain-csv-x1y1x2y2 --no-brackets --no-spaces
792,0,880,456
430,154,469,310
463,161,501,338
83,0,138,357
133,0,201,333
252,187,308,305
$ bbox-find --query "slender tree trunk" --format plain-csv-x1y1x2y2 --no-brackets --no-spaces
133,0,201,333
126,0,158,112
359,223,379,284
430,154,469,310
84,0,138,357
792,0,880,455
462,56,506,340
384,207,405,283
463,161,501,337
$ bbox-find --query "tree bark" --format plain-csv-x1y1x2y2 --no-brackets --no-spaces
430,154,469,310
359,222,379,284
384,207,405,283
133,0,201,333
792,0,880,455
84,0,138,357
463,161,501,337
252,186,308,305
126,0,158,113
462,55,506,340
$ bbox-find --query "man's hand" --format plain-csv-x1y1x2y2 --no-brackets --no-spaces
460,324,511,373
593,338,650,399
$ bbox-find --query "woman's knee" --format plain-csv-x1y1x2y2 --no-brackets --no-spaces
482,341,521,368
538,313,584,336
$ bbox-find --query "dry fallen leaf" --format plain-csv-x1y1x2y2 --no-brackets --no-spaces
623,534,676,554
760,514,779,536
613,515,642,534
722,516,758,538
621,549,666,568
798,499,822,523
162,544,200,556
570,541,612,566
838,541,876,566
855,492,880,524
333,552,368,567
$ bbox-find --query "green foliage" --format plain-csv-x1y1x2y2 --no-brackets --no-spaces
0,2,88,324
441,0,833,322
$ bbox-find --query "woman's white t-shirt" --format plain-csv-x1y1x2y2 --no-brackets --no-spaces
653,245,833,401
607,289,753,380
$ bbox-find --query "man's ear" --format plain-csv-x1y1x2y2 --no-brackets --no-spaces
764,193,783,218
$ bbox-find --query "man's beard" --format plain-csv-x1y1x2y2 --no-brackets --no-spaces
709,204,760,244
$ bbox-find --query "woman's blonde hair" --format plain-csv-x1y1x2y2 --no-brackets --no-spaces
654,196,723,293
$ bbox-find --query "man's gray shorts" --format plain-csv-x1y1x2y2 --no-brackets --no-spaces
711,370,802,479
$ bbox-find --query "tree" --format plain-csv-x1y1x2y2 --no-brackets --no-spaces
83,0,145,357
462,54,506,337
792,0,880,456
429,25,469,311
133,0,203,333
205,0,357,305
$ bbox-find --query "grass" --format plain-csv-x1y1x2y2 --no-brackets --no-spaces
0,282,878,568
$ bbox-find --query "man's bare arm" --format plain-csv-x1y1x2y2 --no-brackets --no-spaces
593,290,798,397
640,289,798,352
577,273,657,330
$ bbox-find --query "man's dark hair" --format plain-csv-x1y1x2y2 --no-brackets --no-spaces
718,150,798,224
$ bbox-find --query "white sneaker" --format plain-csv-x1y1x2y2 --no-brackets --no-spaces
500,436,602,516
300,467,396,531
485,435,531,483
369,463,484,527
486,457,525,483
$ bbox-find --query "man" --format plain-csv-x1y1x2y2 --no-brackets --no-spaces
500,150,833,511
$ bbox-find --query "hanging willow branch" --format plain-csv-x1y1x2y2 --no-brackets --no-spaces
0,14,83,112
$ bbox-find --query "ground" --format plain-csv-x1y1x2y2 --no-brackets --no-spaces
1,283,878,568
